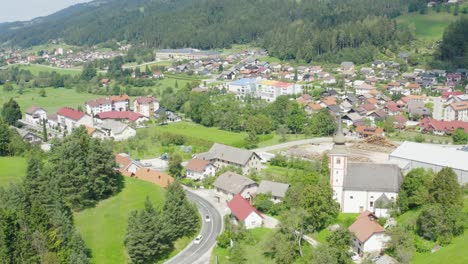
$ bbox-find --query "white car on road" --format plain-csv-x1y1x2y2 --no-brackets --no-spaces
194,235,203,245
205,215,211,222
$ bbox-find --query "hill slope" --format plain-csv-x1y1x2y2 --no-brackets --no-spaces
1,0,420,62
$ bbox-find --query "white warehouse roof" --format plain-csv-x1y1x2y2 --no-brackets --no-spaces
389,141,468,172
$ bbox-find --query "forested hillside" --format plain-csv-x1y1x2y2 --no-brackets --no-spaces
0,0,423,62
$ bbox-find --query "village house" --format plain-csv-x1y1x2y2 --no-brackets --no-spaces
196,143,262,174
349,211,389,255
25,106,47,125
354,126,384,138
85,95,130,115
419,117,468,135
354,81,375,95
95,120,136,141
133,96,159,117
227,194,263,229
228,78,258,98
115,153,143,176
330,123,402,216
444,101,468,122
257,180,289,203
95,111,148,125
56,107,93,133
184,158,216,180
214,171,258,202
256,80,303,102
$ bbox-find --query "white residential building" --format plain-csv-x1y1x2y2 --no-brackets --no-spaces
56,107,93,133
444,101,468,121
349,211,389,254
228,78,258,98
185,158,216,180
256,80,302,102
25,106,47,125
228,194,263,229
133,96,159,117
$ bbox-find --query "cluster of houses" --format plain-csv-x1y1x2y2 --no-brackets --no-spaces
3,45,126,69
227,78,303,101
20,94,180,143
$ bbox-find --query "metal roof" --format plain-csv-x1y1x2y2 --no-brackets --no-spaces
390,141,468,172
344,163,402,192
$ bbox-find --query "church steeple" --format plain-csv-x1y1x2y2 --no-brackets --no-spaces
331,116,347,154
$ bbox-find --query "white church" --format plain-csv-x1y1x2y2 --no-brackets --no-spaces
330,121,403,217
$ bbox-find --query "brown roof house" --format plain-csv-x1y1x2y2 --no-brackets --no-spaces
196,143,262,174
349,211,389,255
213,171,258,202
185,158,216,181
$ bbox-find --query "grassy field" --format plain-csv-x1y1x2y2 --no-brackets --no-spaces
388,130,451,144
396,10,464,41
396,198,468,264
0,87,101,114
75,177,169,264
313,213,360,243
211,228,275,264
0,157,27,188
9,64,82,75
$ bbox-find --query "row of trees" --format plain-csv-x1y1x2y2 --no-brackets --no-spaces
1,0,417,63
125,182,199,264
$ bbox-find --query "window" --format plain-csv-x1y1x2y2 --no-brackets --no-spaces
370,196,374,198
350,196,353,199
370,201,374,207
336,158,341,164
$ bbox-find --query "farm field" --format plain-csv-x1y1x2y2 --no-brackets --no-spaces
74,177,171,264
396,10,464,41
0,157,27,187
9,64,82,75
0,86,101,113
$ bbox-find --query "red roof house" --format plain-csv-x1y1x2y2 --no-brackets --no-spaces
96,111,147,123
57,107,85,121
227,194,263,229
348,211,388,254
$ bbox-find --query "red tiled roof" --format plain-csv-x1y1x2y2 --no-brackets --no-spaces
134,168,174,188
57,107,85,121
86,97,112,107
185,158,211,173
360,103,376,111
420,118,468,133
441,91,464,99
135,96,156,104
386,103,400,113
349,211,385,242
115,153,132,170
96,111,145,122
394,114,407,124
228,194,263,221
110,94,130,102
355,126,384,136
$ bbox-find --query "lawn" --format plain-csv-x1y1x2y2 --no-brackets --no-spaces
313,213,359,243
396,198,468,264
9,64,82,75
211,228,275,264
0,157,27,188
396,10,464,41
75,177,167,264
0,87,101,113
388,130,451,144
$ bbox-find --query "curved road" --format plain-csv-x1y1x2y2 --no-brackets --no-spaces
165,190,223,264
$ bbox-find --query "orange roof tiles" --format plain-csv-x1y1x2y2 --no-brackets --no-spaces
349,211,385,242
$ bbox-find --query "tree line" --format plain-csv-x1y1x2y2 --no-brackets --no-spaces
0,0,420,63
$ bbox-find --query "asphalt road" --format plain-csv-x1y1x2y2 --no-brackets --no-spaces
165,190,223,264
253,137,333,153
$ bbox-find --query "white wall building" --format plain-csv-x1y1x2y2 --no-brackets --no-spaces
185,158,216,180
228,78,258,98
228,194,263,229
57,107,93,133
133,96,159,117
349,211,389,255
256,80,302,102
330,121,402,215
25,106,47,125
444,101,468,121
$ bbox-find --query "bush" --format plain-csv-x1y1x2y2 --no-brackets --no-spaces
270,155,288,167
159,132,186,146
414,236,433,253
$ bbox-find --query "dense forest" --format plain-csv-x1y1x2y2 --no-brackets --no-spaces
0,0,423,62
432,17,468,69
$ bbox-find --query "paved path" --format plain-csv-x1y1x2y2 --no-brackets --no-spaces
165,190,223,264
253,137,333,153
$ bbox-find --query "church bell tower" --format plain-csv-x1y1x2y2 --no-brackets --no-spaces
330,116,348,208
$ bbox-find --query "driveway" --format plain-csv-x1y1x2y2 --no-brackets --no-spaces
165,190,223,264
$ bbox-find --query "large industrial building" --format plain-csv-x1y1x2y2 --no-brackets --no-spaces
389,141,468,184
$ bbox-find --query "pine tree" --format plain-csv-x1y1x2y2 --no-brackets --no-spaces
125,198,171,264
1,98,22,126
0,121,11,156
163,182,199,240
430,167,463,207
